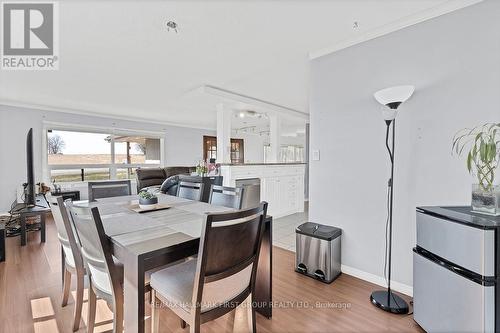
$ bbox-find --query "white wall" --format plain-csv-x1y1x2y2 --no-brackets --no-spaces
232,132,265,163
0,105,215,211
281,134,306,147
309,0,499,290
164,126,215,166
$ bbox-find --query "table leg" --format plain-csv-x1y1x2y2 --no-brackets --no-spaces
123,257,146,332
255,217,272,318
20,214,26,246
40,213,46,243
0,227,5,262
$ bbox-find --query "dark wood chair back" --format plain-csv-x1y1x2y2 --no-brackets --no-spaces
88,180,131,202
193,202,268,322
177,181,204,201
208,185,244,209
66,202,122,299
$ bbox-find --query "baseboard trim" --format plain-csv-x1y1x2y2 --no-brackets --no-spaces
341,264,413,297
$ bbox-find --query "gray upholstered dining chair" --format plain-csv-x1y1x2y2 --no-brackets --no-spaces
66,202,125,333
176,181,204,201
48,194,86,331
66,202,171,333
208,185,244,209
150,202,268,333
88,180,132,202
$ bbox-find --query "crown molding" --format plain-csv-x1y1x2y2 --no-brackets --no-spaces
0,99,215,131
309,0,484,60
200,85,310,120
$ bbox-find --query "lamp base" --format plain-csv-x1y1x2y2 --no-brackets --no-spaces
370,290,409,314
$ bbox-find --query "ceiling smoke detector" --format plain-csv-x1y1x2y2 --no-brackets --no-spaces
166,21,179,33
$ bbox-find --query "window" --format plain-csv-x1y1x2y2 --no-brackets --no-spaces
280,145,304,163
203,136,217,161
230,139,244,164
46,129,162,183
203,136,244,164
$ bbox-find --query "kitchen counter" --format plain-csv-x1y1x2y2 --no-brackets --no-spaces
219,162,306,166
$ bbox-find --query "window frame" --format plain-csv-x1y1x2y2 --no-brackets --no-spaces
202,136,245,164
42,121,165,184
203,135,218,161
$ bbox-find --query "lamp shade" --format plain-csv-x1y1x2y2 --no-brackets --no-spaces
374,85,415,110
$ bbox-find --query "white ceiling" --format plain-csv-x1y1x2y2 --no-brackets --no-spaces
0,0,476,129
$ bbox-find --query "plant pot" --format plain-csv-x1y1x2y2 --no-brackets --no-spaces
471,184,500,216
139,196,158,210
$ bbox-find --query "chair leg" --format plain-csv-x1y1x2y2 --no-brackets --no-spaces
189,323,200,333
151,290,160,333
72,271,84,331
61,267,72,307
234,294,255,333
87,285,96,333
113,300,124,333
250,294,256,333
190,314,200,333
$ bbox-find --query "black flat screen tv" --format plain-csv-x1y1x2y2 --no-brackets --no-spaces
25,128,36,206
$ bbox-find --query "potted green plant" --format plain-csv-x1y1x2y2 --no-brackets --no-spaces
452,123,500,215
138,190,158,209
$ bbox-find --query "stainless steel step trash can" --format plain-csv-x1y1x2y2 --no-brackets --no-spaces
295,222,342,283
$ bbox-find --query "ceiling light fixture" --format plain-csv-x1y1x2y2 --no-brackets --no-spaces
166,21,179,33
234,110,267,119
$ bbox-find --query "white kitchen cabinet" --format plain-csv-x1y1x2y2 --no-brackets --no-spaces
220,164,305,218
262,177,281,216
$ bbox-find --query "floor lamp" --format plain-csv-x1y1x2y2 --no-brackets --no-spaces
370,85,415,314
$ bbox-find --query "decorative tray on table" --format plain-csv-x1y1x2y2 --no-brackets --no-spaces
129,203,172,214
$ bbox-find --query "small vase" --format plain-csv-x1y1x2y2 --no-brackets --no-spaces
471,184,500,216
139,196,158,210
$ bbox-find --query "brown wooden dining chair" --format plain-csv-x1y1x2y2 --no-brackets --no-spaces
66,202,125,333
208,185,245,209
48,194,86,332
177,181,204,201
150,202,268,333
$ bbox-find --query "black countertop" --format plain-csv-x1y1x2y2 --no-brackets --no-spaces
417,206,500,230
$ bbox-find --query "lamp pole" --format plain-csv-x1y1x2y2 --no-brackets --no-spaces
386,119,394,299
370,118,409,314
371,85,414,314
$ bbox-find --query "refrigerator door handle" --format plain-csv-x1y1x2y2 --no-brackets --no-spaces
414,247,495,286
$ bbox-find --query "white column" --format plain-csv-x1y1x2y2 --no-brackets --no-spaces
216,103,232,164
268,114,281,163
110,135,117,179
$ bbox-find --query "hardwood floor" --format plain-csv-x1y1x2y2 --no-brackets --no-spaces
0,218,423,333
